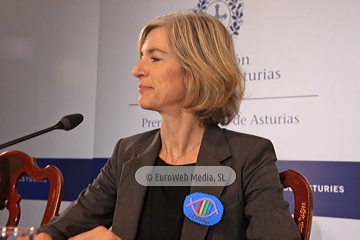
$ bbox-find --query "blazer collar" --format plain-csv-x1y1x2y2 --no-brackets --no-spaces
117,125,231,240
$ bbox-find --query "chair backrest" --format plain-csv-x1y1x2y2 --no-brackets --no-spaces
280,169,313,240
0,150,63,227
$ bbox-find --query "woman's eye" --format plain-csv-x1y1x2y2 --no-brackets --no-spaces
151,57,160,62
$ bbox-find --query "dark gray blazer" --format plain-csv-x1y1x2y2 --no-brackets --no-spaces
38,125,301,240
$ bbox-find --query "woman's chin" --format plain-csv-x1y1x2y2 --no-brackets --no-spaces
138,102,156,111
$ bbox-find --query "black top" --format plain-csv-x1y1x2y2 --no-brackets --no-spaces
136,157,195,240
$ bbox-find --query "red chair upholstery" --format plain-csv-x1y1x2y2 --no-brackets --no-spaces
0,150,63,226
280,169,313,240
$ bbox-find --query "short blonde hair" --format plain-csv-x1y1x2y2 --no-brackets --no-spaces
138,10,245,126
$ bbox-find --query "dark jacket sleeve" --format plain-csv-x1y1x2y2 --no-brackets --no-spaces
36,139,122,239
241,138,301,240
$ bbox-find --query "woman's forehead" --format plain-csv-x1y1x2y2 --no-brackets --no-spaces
141,28,171,54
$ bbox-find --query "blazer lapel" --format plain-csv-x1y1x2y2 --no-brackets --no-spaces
181,126,232,240
116,131,161,239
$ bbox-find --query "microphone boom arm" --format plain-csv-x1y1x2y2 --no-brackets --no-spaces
0,113,83,150
0,124,61,150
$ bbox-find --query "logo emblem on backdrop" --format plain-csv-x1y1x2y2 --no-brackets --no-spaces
197,0,244,36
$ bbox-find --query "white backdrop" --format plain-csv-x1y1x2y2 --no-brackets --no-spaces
1,0,359,239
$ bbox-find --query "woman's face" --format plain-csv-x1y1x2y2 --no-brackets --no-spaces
132,27,187,114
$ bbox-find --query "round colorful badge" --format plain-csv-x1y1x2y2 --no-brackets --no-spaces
183,192,224,226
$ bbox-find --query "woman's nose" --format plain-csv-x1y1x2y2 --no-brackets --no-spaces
132,60,147,78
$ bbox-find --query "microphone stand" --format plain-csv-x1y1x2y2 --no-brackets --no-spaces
0,122,64,150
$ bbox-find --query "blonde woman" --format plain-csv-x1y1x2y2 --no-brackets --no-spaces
36,10,300,240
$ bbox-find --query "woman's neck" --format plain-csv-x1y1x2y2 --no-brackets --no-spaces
159,113,205,165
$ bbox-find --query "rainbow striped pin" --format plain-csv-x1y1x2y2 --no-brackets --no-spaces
183,192,224,226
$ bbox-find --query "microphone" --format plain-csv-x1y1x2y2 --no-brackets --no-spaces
0,113,84,150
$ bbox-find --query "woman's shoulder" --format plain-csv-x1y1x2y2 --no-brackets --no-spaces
122,128,160,142
113,128,160,151
218,126,274,149
223,128,269,140
208,125,272,143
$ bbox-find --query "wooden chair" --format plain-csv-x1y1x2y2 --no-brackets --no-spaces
280,169,313,240
0,150,63,227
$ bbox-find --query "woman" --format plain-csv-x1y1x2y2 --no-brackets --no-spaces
36,10,301,240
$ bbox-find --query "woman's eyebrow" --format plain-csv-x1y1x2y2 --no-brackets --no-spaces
142,47,169,56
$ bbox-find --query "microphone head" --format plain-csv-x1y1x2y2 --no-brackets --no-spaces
58,114,84,131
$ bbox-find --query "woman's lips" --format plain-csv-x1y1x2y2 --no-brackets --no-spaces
138,85,153,92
